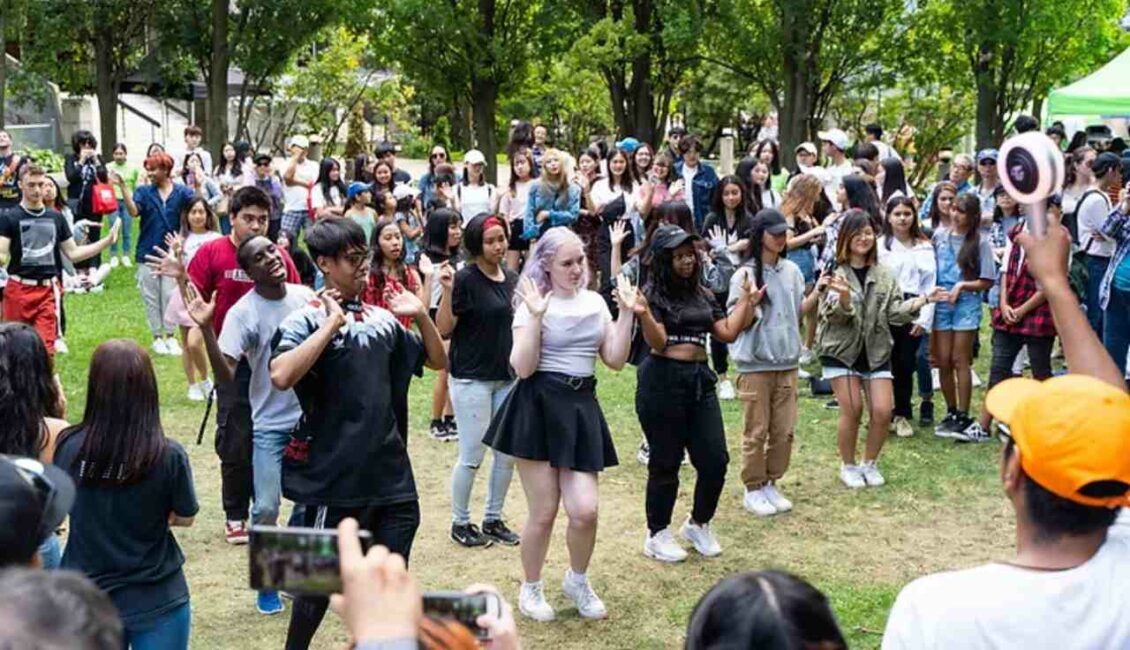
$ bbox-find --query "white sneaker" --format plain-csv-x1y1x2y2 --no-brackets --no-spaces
152,338,169,356
798,367,811,379
643,529,687,562
201,378,214,397
799,347,815,365
860,460,886,487
762,483,793,512
110,256,120,268
562,570,607,619
742,487,778,517
893,416,915,438
518,581,555,622
636,440,650,465
54,338,69,355
679,517,722,557
839,464,866,489
164,337,183,356
121,256,133,268
187,382,206,402
717,379,736,401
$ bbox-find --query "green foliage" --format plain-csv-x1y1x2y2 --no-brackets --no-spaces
500,59,615,154
17,146,64,173
344,104,368,163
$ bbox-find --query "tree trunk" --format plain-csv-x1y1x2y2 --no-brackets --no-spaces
471,79,499,185
0,0,7,130
778,0,811,170
974,42,996,151
94,25,118,158
628,0,656,143
207,0,229,157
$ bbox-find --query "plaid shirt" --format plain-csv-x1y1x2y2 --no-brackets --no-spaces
1098,207,1130,311
990,223,1057,337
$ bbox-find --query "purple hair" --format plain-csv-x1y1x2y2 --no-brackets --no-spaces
517,227,589,307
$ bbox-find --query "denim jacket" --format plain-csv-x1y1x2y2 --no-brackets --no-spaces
522,180,580,240
1098,207,1130,310
674,161,718,231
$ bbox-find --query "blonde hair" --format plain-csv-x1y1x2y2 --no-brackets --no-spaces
780,174,823,218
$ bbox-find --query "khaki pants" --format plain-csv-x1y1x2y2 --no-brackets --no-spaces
736,370,798,489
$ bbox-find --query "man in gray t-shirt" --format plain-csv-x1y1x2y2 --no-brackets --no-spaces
186,234,313,615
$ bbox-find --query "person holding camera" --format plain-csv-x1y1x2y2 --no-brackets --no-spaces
63,130,110,273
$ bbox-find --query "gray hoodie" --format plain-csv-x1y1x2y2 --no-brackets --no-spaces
727,257,806,373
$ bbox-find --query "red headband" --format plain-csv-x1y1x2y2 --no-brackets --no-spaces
483,216,504,232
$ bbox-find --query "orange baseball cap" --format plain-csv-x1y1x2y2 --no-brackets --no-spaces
986,375,1130,508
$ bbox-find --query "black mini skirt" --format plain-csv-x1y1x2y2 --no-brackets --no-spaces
484,371,618,472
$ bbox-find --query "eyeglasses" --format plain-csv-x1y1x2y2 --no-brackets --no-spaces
431,152,447,160
341,249,371,267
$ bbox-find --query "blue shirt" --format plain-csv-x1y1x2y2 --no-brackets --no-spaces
132,183,196,263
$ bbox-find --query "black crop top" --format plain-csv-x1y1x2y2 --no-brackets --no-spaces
649,291,726,348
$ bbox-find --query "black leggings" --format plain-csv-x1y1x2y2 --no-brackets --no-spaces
635,355,728,534
710,290,729,375
285,500,421,650
890,322,925,418
989,330,1054,388
215,359,253,521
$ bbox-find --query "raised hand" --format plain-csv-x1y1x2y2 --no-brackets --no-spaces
742,273,767,307
387,289,425,318
183,283,216,328
144,246,186,280
515,275,550,317
320,289,346,327
827,274,852,300
669,179,685,196
417,254,434,278
610,221,629,248
107,218,122,246
436,261,454,289
614,273,645,314
164,232,185,259
708,225,726,249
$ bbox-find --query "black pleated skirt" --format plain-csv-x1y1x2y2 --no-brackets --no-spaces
484,371,618,472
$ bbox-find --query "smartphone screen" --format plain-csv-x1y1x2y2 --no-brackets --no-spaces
248,525,372,595
423,591,500,639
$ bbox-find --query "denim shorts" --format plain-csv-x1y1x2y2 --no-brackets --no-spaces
822,366,894,381
934,295,983,331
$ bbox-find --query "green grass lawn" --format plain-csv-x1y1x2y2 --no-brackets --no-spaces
52,262,1012,649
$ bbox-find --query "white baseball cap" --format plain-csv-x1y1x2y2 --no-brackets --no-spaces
817,128,850,151
289,135,310,150
795,142,818,156
463,149,486,165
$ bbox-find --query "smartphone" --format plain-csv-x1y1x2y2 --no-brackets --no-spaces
423,591,502,639
248,525,372,595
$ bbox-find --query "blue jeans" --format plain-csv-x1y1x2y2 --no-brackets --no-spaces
38,532,62,569
1103,285,1130,379
1087,255,1111,337
124,602,191,650
109,203,132,256
448,377,515,525
251,429,303,527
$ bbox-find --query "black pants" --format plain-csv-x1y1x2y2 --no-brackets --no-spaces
215,358,253,521
989,329,1054,388
710,290,729,375
284,500,421,650
635,355,728,534
890,322,925,418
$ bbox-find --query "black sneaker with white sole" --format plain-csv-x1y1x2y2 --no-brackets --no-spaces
824,399,839,410
934,412,963,438
955,421,991,443
451,523,492,548
481,519,520,546
430,419,457,442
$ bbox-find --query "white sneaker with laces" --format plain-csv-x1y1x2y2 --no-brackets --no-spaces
717,379,736,401
518,581,555,622
201,378,214,397
54,338,69,355
110,256,120,268
679,517,722,557
762,483,793,512
742,487,778,517
860,460,886,487
187,383,205,402
643,529,687,562
893,416,915,438
152,338,169,356
165,337,183,356
839,464,866,489
562,569,607,619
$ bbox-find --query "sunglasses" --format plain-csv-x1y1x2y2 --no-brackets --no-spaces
978,159,996,166
431,152,447,160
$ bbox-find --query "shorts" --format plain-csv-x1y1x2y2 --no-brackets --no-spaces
822,365,893,381
933,294,983,331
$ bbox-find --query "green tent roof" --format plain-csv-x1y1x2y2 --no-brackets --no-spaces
1047,48,1130,117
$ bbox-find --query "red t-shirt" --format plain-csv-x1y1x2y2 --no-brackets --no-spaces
187,236,301,334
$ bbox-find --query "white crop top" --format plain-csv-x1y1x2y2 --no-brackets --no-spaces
513,289,611,377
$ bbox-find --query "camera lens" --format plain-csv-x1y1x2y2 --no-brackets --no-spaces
1005,148,1039,195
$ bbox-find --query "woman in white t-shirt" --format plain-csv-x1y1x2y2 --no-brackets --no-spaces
457,149,497,224
311,158,347,220
484,227,637,624
589,148,643,308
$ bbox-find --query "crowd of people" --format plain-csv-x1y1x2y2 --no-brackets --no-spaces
0,115,1128,649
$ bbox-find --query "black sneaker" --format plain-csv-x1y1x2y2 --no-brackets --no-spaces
933,412,962,438
823,399,839,410
451,523,492,548
954,421,991,443
430,419,457,442
918,400,934,426
444,417,459,437
481,519,520,546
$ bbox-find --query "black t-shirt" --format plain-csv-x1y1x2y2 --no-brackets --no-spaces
0,154,28,208
272,298,425,507
647,289,725,348
0,205,73,279
392,168,412,185
54,431,198,625
450,265,518,380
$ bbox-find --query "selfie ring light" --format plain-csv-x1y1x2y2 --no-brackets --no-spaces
996,132,1065,238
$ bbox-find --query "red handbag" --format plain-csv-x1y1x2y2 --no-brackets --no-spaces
90,181,119,215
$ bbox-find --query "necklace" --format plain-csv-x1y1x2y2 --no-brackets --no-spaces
20,203,46,217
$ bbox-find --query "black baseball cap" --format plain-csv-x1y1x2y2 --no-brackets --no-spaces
650,224,700,253
375,142,398,156
253,153,272,165
1093,152,1121,177
0,455,75,567
753,208,790,235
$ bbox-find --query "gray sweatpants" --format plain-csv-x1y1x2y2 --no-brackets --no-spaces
136,265,176,337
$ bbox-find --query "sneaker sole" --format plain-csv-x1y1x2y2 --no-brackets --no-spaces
256,605,285,615
679,529,722,557
225,537,249,545
518,604,555,622
643,546,686,563
742,503,778,517
450,533,493,548
483,533,520,547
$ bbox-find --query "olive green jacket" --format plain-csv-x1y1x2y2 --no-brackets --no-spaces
816,263,923,370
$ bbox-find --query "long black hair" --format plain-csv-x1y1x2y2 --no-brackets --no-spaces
710,174,757,228
0,323,61,458
369,217,411,292
879,157,910,201
316,158,347,205
423,207,462,262
952,193,984,281
58,340,166,486
685,570,847,650
882,195,927,250
842,173,882,227
606,148,634,194
737,209,784,306
353,153,374,183
752,139,782,176
643,230,711,317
